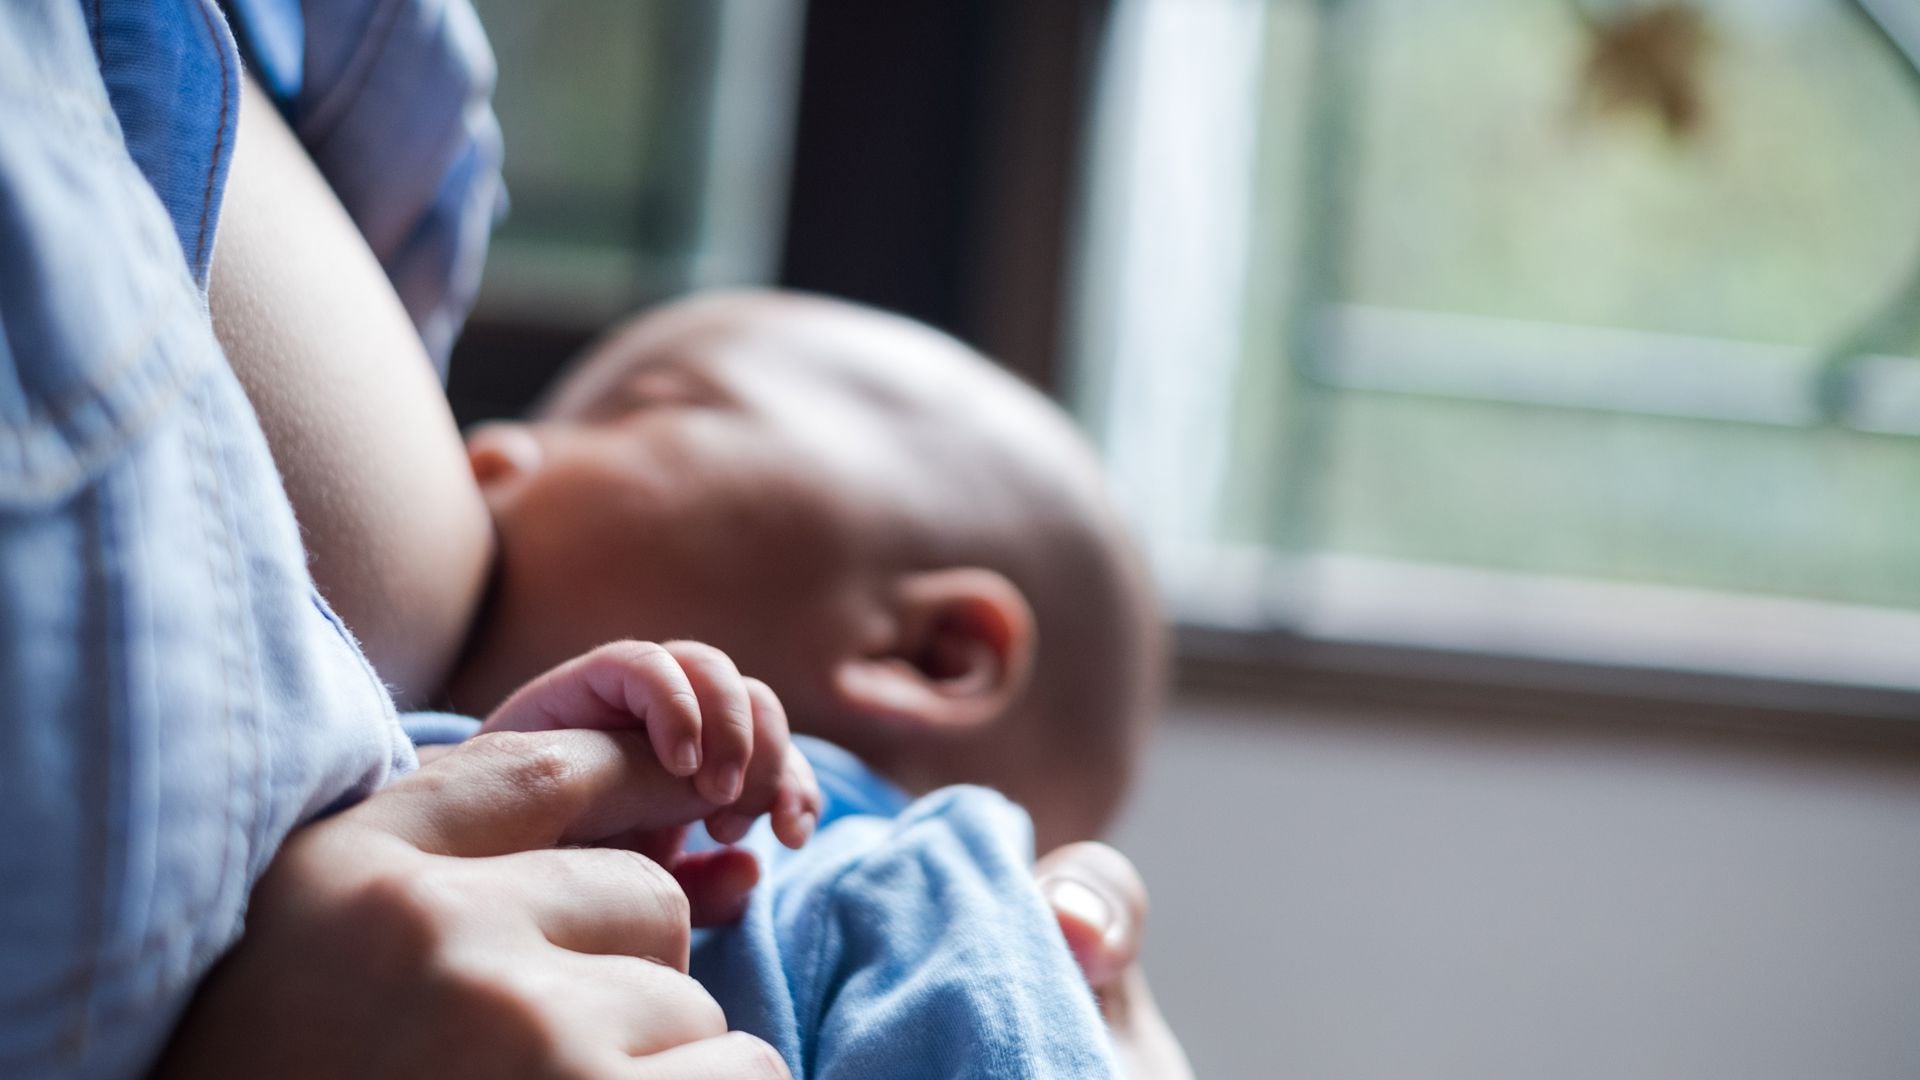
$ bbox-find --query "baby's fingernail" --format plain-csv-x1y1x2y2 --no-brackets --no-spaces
671,738,701,776
712,763,744,803
1044,878,1115,941
708,810,755,845
796,810,817,843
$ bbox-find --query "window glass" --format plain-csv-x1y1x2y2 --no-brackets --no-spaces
469,0,801,323
1082,0,1920,626
1301,0,1920,607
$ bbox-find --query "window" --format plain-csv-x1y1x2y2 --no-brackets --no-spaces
1075,0,1920,701
468,0,803,327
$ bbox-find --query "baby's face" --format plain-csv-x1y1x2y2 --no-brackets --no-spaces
450,301,934,730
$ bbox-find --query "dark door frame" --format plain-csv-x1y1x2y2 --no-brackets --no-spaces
779,0,1113,396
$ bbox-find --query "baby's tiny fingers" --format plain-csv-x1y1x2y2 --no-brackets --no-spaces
587,641,703,776
770,743,821,851
672,847,763,927
663,642,753,803
705,678,796,846
481,642,703,784
734,677,795,817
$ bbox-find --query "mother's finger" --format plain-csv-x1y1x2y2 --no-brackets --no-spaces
558,952,729,1056
1033,841,1150,991
1104,965,1198,1080
628,1032,792,1080
350,729,716,857
481,847,695,968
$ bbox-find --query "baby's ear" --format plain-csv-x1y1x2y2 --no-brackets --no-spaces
830,568,1036,734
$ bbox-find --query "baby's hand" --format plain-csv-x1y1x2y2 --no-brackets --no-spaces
480,640,821,849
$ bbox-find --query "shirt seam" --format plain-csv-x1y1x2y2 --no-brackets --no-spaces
188,0,233,277
178,380,245,994
297,0,406,147
0,281,211,507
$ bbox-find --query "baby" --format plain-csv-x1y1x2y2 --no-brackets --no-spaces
418,289,1170,1076
443,289,1164,852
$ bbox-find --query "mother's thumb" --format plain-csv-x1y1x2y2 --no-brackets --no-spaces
1035,841,1149,992
350,729,714,856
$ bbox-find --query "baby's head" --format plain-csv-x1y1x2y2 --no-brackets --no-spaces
448,291,1163,845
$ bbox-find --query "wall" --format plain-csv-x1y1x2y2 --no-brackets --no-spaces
1111,690,1920,1079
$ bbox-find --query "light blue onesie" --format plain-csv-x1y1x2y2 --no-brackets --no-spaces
690,737,1120,1079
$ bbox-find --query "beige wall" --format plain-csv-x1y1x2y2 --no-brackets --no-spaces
1112,690,1920,1079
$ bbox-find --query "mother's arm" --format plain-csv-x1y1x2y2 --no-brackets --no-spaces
210,74,494,706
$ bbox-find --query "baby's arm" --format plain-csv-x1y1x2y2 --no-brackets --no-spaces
482,640,822,850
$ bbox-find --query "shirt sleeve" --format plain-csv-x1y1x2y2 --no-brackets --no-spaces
789,789,1121,1080
227,0,507,375
284,0,506,368
0,6,411,1076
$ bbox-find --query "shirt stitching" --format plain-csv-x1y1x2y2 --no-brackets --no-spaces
197,379,279,884
0,282,206,506
181,381,244,983
67,480,115,1061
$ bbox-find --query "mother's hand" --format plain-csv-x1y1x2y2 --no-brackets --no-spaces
1038,842,1196,1080
154,730,789,1079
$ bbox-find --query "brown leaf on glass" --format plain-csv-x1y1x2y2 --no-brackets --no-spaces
1579,3,1710,137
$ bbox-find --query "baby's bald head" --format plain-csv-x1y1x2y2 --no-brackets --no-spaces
456,291,1163,844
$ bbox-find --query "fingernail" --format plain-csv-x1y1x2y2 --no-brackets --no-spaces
796,810,817,843
713,763,744,803
671,738,700,776
1045,878,1115,940
708,811,754,845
